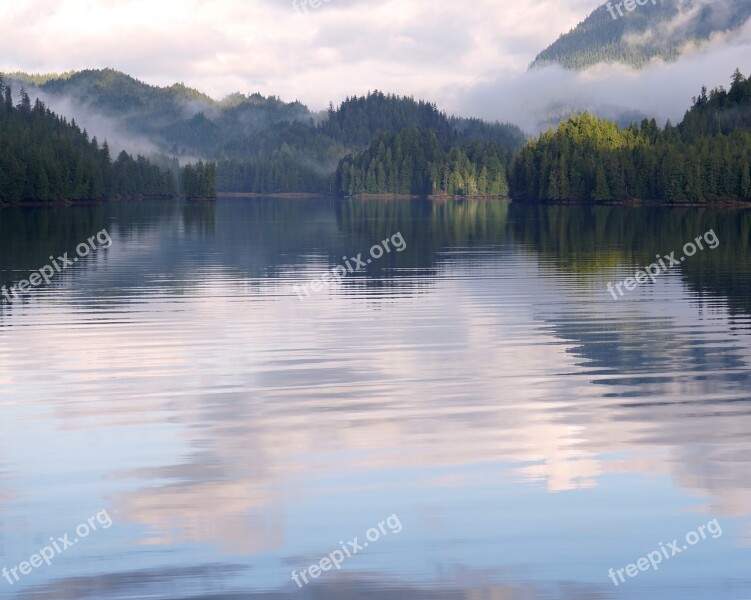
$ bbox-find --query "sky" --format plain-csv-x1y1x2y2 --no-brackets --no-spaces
0,0,599,105
1,0,750,129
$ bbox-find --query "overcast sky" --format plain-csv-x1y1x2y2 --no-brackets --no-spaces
0,0,600,106
2,0,749,129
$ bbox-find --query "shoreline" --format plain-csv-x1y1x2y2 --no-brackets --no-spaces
521,197,751,209
218,192,328,199
0,194,177,208
2,194,749,209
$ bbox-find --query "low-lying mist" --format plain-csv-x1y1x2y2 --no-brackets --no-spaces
456,6,751,133
18,85,163,158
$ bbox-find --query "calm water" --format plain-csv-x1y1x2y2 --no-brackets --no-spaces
1,197,750,599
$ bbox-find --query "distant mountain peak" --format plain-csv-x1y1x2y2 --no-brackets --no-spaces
531,0,751,71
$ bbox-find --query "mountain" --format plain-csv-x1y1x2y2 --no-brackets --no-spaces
9,68,313,157
5,69,526,194
216,95,525,194
531,0,751,71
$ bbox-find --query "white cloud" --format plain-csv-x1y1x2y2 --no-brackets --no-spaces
1,0,748,129
0,0,601,109
454,17,751,132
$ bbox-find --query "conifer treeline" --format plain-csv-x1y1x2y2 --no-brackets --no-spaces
181,161,217,198
511,69,751,203
216,154,332,194
335,127,510,197
9,68,751,203
0,79,181,202
215,92,523,195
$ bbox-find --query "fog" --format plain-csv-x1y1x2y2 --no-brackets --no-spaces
22,84,163,157
7,0,751,152
10,80,313,163
454,1,751,133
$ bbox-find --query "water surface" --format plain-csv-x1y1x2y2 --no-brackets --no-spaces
1,197,750,599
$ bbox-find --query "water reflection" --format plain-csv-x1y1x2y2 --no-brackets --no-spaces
15,570,609,600
1,198,750,599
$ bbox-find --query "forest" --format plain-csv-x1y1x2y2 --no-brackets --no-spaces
0,78,222,203
182,161,217,199
5,67,751,203
0,78,180,202
216,92,524,194
336,128,510,197
8,71,524,196
510,69,751,203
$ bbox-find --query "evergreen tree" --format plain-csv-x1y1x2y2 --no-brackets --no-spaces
0,83,177,202
510,70,751,204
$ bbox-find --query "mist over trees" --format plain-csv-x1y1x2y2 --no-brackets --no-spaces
510,69,751,203
10,66,751,203
0,77,178,202
216,92,524,194
9,71,525,196
531,0,751,71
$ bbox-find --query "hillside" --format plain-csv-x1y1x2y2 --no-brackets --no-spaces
510,69,751,203
8,69,526,194
0,77,178,202
531,0,751,71
336,128,510,197
10,68,312,157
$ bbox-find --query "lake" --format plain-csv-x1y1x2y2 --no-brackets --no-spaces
1,197,750,599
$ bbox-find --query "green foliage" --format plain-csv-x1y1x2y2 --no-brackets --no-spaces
217,156,331,194
18,68,308,159
216,94,524,194
6,71,526,194
320,91,452,147
335,127,510,197
680,69,751,139
5,71,77,85
511,71,751,203
181,161,217,198
0,80,177,202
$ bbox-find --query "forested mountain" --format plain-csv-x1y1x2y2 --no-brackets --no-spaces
7,70,525,194
336,128,510,197
320,93,451,147
510,70,751,203
531,0,751,70
0,77,178,202
218,94,524,194
11,68,310,157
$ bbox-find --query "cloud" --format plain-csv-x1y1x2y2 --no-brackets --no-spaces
1,0,748,132
454,16,751,132
0,0,601,110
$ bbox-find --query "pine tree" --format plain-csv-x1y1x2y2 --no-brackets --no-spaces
591,166,611,201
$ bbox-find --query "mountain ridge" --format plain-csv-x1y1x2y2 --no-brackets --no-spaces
531,0,751,71
3,68,525,195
